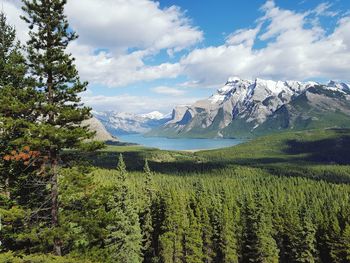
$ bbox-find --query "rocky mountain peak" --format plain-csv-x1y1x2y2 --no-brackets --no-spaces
149,77,350,138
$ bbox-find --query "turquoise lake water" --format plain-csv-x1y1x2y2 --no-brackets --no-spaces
118,134,245,151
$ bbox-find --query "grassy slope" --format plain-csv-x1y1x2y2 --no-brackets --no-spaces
90,128,350,183
197,128,350,183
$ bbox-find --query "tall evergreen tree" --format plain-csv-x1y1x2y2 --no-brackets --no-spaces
184,205,203,263
242,194,279,263
294,208,318,263
219,204,238,263
159,190,187,263
117,154,128,205
21,0,96,255
143,159,153,199
193,181,215,263
0,11,37,200
326,215,343,263
0,12,27,87
342,223,350,262
141,159,155,262
103,154,142,263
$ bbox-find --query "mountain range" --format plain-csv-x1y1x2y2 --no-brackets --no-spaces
148,77,350,138
92,110,171,136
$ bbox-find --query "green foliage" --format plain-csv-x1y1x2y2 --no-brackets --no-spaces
184,206,203,263
0,252,95,263
0,11,36,200
21,0,95,152
2,129,350,261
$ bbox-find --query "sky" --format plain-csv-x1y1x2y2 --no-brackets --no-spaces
2,0,350,114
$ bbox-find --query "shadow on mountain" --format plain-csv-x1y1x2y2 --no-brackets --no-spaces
284,134,350,165
82,150,226,174
69,128,350,183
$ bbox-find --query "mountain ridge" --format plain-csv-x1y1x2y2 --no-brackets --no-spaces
93,110,171,136
148,77,350,138
82,117,118,142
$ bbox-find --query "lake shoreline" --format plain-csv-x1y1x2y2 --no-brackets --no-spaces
118,133,245,151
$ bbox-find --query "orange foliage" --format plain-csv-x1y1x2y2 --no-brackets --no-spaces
3,146,41,166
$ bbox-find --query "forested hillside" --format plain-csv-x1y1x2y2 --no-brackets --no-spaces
2,128,350,262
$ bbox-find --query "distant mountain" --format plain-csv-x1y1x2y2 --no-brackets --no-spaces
82,117,118,142
93,111,171,136
149,77,350,138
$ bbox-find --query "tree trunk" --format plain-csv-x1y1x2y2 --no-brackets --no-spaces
51,150,62,256
5,174,10,199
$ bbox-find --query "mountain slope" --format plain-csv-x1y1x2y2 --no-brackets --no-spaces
149,78,350,138
252,85,350,136
93,111,171,136
82,117,118,142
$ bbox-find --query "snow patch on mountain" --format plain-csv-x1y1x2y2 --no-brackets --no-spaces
93,111,171,135
140,111,164,120
154,77,350,138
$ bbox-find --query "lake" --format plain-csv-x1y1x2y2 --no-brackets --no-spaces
118,134,245,151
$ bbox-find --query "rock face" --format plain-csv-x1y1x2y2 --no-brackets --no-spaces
149,77,350,138
82,117,118,142
93,111,171,136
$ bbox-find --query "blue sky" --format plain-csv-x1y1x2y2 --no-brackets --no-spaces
3,0,350,114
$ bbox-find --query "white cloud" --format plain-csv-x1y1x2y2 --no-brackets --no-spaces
82,93,198,113
180,45,255,87
152,86,186,96
65,0,203,53
3,0,201,88
69,42,182,87
226,25,261,47
2,0,28,43
179,0,350,86
3,0,350,93
314,2,338,17
62,0,202,88
65,0,202,87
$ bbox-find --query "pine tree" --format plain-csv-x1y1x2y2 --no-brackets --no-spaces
201,204,215,263
184,205,203,263
342,223,350,262
104,154,142,262
141,159,155,262
104,185,143,263
143,159,153,199
294,208,318,263
326,215,343,263
141,205,155,263
242,193,279,263
0,11,37,200
279,200,302,263
0,12,27,87
159,190,186,263
219,204,238,263
21,0,96,255
211,194,223,261
117,154,128,205
193,181,215,262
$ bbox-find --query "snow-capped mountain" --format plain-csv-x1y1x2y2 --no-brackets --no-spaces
149,77,350,138
93,111,171,136
140,111,166,120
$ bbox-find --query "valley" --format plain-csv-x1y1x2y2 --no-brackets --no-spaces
35,127,348,262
